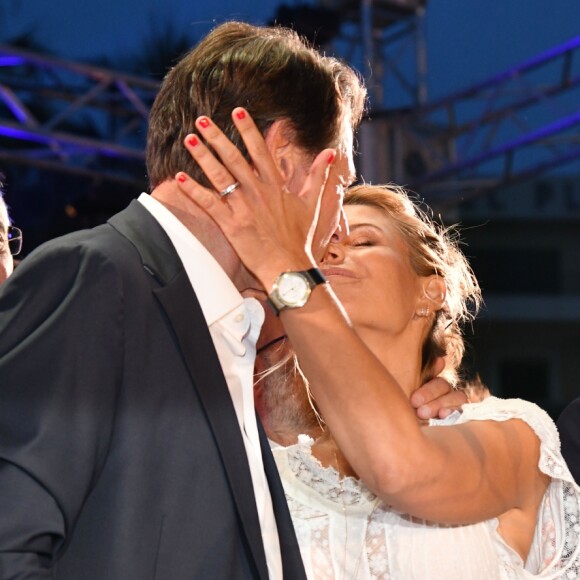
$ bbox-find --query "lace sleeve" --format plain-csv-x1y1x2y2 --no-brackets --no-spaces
452,397,580,578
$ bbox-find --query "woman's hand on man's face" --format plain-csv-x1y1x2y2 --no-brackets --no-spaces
174,108,337,290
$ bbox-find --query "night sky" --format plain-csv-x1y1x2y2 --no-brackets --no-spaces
3,0,580,97
2,0,580,237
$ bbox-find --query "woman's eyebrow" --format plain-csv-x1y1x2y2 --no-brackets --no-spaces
348,223,384,233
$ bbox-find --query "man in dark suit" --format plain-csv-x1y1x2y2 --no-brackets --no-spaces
558,398,580,483
0,21,464,579
0,21,364,579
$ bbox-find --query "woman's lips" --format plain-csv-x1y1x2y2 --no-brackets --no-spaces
321,267,358,279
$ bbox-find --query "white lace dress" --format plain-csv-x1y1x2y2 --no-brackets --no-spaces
272,397,580,579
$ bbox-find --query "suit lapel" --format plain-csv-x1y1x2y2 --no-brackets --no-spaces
258,419,307,579
109,201,270,580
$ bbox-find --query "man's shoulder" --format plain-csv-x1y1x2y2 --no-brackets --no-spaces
6,210,146,305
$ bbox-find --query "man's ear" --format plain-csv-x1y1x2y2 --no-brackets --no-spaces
263,119,303,187
420,275,447,311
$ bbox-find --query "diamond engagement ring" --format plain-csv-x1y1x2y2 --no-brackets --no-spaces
219,182,241,198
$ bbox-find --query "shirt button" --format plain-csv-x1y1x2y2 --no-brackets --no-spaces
234,313,245,323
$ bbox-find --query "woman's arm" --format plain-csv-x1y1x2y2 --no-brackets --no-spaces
275,286,545,524
175,109,545,524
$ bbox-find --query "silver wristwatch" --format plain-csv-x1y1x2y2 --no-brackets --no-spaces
267,268,327,315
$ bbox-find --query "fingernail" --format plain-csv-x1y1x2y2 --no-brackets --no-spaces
177,174,187,183
235,109,246,120
327,152,335,164
198,117,210,129
187,135,199,147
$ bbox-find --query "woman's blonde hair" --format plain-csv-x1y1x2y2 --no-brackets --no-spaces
344,183,482,386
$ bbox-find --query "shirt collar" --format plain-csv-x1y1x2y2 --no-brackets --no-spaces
138,193,243,325
219,297,265,356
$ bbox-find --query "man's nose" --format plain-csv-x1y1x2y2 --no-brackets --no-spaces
321,240,345,265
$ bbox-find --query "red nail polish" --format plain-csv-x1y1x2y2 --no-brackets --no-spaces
177,174,187,183
235,109,246,120
327,152,335,164
198,117,210,128
187,135,199,147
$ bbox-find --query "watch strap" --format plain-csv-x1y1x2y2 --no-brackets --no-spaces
267,268,327,316
302,267,327,287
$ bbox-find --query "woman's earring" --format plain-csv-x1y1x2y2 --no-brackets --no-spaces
417,307,430,318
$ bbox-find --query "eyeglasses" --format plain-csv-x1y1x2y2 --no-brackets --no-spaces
6,226,23,256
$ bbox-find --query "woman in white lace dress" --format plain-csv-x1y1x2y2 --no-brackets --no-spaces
175,112,580,579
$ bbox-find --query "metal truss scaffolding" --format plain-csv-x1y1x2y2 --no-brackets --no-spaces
375,35,580,209
2,23,580,210
0,44,159,187
320,0,428,109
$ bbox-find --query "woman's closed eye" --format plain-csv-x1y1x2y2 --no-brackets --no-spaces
345,223,388,248
347,229,382,248
350,237,375,247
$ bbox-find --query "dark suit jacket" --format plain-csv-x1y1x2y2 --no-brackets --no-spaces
557,397,580,484
0,200,306,579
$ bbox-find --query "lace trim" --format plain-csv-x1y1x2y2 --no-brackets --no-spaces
285,434,377,507
455,397,576,485
436,397,580,577
276,398,580,578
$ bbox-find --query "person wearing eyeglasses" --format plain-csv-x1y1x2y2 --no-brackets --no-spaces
0,192,22,285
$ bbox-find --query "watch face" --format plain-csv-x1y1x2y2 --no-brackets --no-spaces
277,272,311,307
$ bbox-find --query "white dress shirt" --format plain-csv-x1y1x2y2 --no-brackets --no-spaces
138,193,283,580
